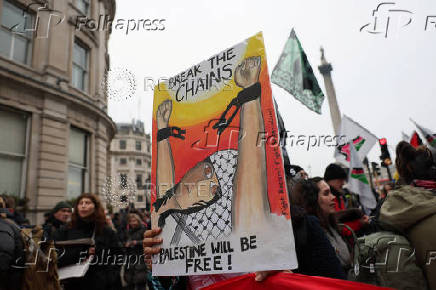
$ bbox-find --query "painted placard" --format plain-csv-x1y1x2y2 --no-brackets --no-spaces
151,32,297,276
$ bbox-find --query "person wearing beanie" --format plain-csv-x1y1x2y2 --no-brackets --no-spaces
285,164,309,206
43,201,72,240
324,164,347,189
324,163,349,208
287,164,309,180
324,163,369,236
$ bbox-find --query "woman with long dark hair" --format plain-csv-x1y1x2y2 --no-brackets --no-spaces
54,193,121,290
299,177,352,272
290,179,346,279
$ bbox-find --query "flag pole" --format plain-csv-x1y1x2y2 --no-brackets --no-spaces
409,118,417,126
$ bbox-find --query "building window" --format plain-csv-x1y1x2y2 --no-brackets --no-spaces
120,158,127,165
135,140,141,151
67,127,89,199
136,159,142,166
72,40,89,91
76,0,90,16
136,174,142,188
0,107,28,197
120,173,127,188
0,0,33,65
145,174,151,190
137,195,143,202
119,140,126,150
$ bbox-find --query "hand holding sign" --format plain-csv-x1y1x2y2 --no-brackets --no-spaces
143,228,163,270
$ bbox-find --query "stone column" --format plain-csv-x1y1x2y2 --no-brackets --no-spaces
318,48,341,135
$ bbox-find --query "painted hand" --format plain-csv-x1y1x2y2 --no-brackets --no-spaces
235,56,261,89
156,99,172,130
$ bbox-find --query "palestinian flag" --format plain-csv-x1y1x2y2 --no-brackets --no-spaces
410,131,423,148
334,115,377,164
350,168,369,184
271,29,325,114
411,119,436,148
337,136,365,162
348,141,377,212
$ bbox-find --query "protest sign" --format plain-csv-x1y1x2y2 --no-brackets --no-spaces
151,32,297,276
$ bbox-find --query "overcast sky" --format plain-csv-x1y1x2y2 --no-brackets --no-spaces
107,0,436,176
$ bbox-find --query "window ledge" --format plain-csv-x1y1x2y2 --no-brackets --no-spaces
69,85,95,102
0,55,41,78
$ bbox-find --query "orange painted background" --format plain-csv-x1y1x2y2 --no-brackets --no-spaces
151,33,290,220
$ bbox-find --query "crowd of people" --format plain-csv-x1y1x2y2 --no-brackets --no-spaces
143,141,436,289
1,141,436,290
1,194,152,290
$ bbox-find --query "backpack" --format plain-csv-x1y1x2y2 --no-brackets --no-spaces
0,217,25,290
20,226,61,290
349,230,429,290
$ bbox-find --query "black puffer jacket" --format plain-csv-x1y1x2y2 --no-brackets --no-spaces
43,216,65,241
54,218,122,290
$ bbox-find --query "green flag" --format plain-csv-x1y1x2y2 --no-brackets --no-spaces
271,29,325,114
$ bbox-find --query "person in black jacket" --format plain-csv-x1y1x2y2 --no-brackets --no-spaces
0,196,25,290
123,213,147,290
43,201,71,241
54,193,122,290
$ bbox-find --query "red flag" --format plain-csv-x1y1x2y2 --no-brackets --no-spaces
410,131,423,148
203,272,392,290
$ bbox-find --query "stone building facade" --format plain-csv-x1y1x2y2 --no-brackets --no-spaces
109,120,151,211
0,0,116,224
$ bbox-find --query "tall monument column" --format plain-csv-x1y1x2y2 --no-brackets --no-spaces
318,48,341,135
